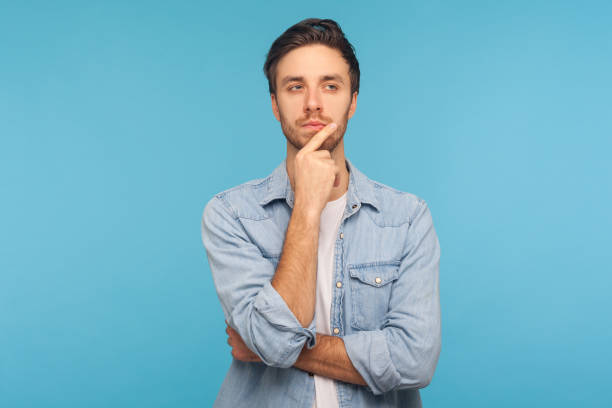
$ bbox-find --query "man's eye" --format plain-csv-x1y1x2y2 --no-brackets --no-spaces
288,84,338,91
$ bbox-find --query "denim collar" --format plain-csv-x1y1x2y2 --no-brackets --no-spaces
258,157,380,213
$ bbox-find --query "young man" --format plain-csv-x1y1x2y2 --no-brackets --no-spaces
201,18,441,408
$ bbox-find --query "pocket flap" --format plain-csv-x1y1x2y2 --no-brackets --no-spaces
348,261,400,287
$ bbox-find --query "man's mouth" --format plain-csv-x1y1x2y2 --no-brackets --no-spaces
303,124,326,131
302,120,327,131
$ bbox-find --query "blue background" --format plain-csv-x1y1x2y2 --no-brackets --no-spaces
1,1,610,407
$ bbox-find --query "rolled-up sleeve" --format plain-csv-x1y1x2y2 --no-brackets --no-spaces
201,195,316,368
343,199,441,395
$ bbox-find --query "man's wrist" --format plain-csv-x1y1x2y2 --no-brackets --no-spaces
292,200,321,223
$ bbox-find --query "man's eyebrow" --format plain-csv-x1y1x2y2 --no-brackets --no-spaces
280,74,345,87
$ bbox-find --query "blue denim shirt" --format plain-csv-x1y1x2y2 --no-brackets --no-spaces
201,157,441,407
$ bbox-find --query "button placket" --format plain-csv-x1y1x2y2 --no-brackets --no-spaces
331,221,346,339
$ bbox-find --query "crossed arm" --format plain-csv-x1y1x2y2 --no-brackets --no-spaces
226,322,367,386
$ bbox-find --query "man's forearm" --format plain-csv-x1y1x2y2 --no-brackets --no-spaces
271,204,319,327
294,333,367,386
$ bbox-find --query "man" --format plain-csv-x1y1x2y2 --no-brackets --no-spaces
201,18,441,407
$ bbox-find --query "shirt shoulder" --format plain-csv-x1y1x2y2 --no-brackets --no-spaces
360,174,429,228
204,173,275,221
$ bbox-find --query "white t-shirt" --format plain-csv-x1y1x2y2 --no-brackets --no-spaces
312,191,347,408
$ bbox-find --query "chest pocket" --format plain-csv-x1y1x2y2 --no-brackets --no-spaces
348,261,400,330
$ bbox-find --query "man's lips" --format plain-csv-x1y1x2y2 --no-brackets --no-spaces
302,121,327,130
303,124,326,130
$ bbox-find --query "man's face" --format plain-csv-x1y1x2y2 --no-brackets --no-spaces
271,44,357,152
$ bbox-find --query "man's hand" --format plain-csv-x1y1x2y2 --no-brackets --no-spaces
225,321,262,362
293,122,339,217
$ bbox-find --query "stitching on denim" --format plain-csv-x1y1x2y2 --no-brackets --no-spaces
347,259,401,269
362,202,412,228
213,175,269,197
409,198,426,226
349,267,400,287
212,174,275,220
214,194,238,220
238,214,273,221
398,199,429,263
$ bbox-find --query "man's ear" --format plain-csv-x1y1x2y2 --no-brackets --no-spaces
347,91,358,120
271,93,281,122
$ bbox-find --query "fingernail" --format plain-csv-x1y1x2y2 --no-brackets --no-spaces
330,123,337,129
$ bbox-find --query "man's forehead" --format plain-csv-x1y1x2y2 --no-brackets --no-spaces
276,46,350,84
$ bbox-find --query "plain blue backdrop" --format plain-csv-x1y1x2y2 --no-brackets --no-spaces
1,1,611,407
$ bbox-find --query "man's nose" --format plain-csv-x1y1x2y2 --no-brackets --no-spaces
304,90,322,113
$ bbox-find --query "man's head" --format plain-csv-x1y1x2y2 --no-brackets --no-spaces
263,18,360,153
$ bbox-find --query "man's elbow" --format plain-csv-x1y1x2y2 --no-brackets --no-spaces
390,339,441,392
415,362,436,389
407,342,441,390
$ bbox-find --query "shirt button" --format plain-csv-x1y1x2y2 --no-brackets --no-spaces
308,372,314,376
333,327,340,334
352,204,358,209
375,277,382,284
339,233,344,239
336,281,342,288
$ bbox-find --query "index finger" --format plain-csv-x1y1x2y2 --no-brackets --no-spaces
301,122,337,153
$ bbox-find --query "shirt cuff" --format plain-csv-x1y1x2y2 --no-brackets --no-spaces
251,280,317,354
343,330,401,395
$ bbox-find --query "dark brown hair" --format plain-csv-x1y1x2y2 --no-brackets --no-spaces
263,18,360,96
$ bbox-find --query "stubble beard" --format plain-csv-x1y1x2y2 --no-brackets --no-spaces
279,103,350,153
